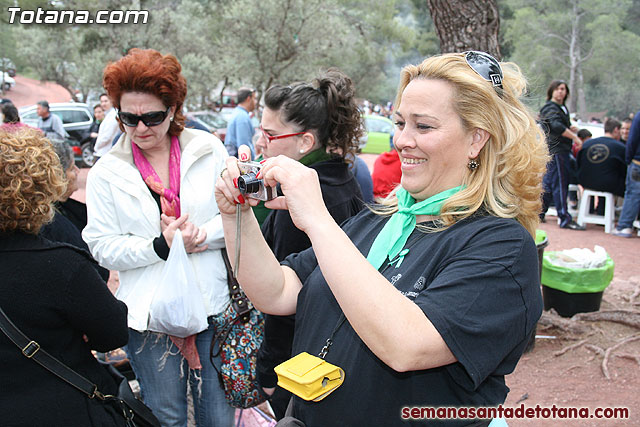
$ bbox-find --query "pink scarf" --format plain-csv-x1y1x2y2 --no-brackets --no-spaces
132,135,202,370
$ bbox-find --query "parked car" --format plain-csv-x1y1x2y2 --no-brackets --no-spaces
359,114,394,154
20,102,95,167
573,121,604,139
186,111,228,142
2,73,15,91
0,58,16,77
217,107,260,128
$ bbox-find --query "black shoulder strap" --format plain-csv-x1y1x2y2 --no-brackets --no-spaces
0,305,106,400
220,248,252,320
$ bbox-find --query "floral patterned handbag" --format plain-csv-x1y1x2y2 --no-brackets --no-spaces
209,249,267,409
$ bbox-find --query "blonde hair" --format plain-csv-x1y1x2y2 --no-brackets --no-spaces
0,129,66,234
377,53,549,238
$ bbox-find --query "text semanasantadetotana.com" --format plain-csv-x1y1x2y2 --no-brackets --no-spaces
7,7,148,25
401,404,630,420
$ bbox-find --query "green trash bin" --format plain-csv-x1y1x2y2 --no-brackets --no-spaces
541,252,614,317
524,230,549,353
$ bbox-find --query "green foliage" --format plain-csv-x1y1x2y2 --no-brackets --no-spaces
5,0,637,115
501,0,640,117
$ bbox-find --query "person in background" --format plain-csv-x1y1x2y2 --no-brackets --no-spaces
577,128,592,145
1,102,37,132
539,80,585,230
613,111,640,237
216,51,546,425
348,153,374,204
82,48,234,426
252,70,365,419
36,100,68,141
372,141,402,200
40,140,110,281
225,87,257,158
577,118,626,216
0,128,128,426
620,117,632,144
93,93,119,160
90,103,105,139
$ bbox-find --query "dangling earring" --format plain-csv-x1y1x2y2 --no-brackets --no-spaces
468,158,479,171
299,150,305,154
170,116,174,122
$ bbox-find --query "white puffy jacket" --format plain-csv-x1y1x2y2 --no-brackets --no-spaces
83,128,230,332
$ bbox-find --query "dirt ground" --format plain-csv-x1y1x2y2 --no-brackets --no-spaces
2,75,72,108
502,220,639,426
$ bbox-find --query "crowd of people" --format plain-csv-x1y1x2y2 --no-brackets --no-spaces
1,46,638,427
536,79,640,236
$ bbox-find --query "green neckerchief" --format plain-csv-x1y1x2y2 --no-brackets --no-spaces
366,186,464,270
298,149,333,167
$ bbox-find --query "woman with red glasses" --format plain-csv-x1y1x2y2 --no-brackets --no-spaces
82,49,234,427
251,69,365,419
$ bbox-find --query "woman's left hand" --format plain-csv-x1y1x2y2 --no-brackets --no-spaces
162,214,208,253
180,220,208,253
259,155,332,234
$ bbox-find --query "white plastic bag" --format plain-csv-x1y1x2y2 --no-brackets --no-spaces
546,245,609,269
148,229,209,337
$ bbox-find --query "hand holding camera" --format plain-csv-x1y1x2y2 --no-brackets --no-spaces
237,160,277,201
215,146,331,234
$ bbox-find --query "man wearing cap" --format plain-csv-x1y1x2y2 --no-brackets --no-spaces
36,100,67,141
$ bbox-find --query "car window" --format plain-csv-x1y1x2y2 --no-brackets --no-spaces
54,109,92,125
366,117,393,134
195,113,227,129
22,111,38,121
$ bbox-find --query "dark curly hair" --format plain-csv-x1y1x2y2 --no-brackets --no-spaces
102,48,187,137
0,129,66,234
264,68,363,159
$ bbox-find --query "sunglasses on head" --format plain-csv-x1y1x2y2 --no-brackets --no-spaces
464,51,503,91
117,107,171,127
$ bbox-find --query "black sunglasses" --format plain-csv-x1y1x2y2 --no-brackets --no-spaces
464,51,503,90
117,107,171,127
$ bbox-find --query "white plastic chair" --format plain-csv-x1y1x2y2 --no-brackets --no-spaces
576,189,616,233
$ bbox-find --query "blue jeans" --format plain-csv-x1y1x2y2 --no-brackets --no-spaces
617,162,640,229
542,152,572,226
125,319,235,427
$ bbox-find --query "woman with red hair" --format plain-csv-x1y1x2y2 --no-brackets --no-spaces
82,49,234,426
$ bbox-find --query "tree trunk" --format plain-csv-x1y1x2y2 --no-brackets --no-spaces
426,0,501,59
567,0,579,114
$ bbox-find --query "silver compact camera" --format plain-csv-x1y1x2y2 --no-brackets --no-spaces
237,161,277,201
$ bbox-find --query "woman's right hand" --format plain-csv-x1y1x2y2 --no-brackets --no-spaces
214,156,260,215
162,214,188,247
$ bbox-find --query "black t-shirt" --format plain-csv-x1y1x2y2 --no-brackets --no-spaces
282,209,542,426
577,136,627,197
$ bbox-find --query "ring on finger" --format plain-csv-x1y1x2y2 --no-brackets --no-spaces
220,167,227,178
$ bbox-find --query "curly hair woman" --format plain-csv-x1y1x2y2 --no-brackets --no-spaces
0,128,128,426
252,69,365,418
216,52,548,426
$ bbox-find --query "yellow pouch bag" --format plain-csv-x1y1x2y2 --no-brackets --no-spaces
274,352,345,401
